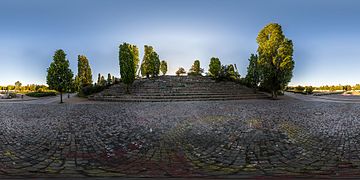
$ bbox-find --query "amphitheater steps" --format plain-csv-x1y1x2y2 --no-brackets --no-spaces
89,76,270,102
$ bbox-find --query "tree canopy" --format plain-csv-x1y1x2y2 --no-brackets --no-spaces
77,55,93,90
188,60,203,76
208,57,221,78
46,49,73,103
245,54,260,90
160,60,168,75
119,42,139,93
176,67,186,76
140,45,160,78
256,23,294,98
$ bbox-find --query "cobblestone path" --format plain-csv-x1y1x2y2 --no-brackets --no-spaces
1,100,360,178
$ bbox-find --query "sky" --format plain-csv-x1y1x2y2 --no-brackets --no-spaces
0,0,359,86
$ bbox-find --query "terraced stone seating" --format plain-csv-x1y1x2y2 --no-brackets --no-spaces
89,76,269,102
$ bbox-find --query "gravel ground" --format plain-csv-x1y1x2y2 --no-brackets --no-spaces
1,99,360,178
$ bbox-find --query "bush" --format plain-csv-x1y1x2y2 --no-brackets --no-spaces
305,86,314,94
294,86,305,93
26,91,57,97
79,85,106,97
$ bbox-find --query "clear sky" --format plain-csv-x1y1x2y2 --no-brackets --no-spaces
0,0,359,86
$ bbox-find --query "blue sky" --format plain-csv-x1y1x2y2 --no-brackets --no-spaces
0,0,359,86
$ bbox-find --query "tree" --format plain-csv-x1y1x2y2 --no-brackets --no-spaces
141,45,154,78
140,45,160,78
74,75,80,92
160,60,168,75
107,73,112,85
77,55,93,90
176,67,186,76
97,73,101,85
100,75,106,86
245,54,260,91
218,64,239,81
188,60,204,76
151,51,160,77
46,49,73,103
209,57,221,78
256,23,294,99
119,42,139,93
14,81,22,92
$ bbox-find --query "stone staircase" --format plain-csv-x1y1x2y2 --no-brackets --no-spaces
89,76,269,102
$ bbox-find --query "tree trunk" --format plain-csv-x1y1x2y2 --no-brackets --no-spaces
271,90,278,100
60,92,63,103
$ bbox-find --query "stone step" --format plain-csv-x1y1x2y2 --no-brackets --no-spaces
95,94,267,99
89,95,269,102
91,76,269,102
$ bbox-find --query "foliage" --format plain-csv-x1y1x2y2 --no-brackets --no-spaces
188,60,204,76
77,55,93,90
79,85,106,97
107,73,112,85
26,91,57,97
46,49,74,103
176,67,186,76
218,64,239,81
245,54,260,89
343,85,352,91
160,60,168,75
141,45,154,78
151,51,160,77
294,85,305,93
14,81,22,91
257,23,294,99
100,75,106,86
208,57,221,78
119,42,139,93
305,86,314,94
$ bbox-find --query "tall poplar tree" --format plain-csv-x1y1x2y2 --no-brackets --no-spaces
208,57,221,78
119,42,139,93
160,60,168,75
77,55,93,90
245,54,260,91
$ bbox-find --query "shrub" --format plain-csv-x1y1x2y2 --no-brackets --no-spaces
305,86,314,94
176,67,186,76
79,85,106,97
294,86,305,93
26,91,57,97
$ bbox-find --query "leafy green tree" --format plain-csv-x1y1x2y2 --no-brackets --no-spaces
141,45,154,78
119,42,139,93
77,55,93,89
100,75,106,86
151,51,160,77
160,60,168,75
245,54,260,90
107,73,112,85
176,67,186,76
305,86,314,94
140,45,160,78
257,23,294,99
218,64,239,81
14,81,22,92
209,57,221,78
188,60,204,76
74,75,80,92
46,49,73,103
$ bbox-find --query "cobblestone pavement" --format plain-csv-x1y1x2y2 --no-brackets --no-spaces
1,99,360,178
